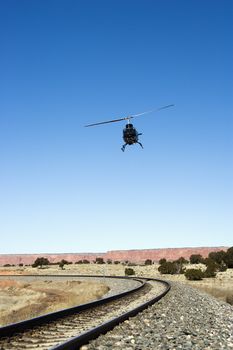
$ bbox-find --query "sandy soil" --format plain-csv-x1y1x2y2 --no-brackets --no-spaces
0,278,109,326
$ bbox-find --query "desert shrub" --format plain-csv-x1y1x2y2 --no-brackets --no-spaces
189,254,203,264
59,261,65,269
158,260,185,275
95,257,105,264
171,257,188,274
159,258,167,265
106,259,112,264
209,250,227,265
185,269,204,280
82,259,90,264
224,247,233,268
18,263,24,267
3,264,11,267
158,261,177,274
75,260,83,264
226,294,233,305
218,261,227,272
32,257,50,268
125,267,135,276
203,265,216,278
60,259,70,265
145,259,152,265
114,260,120,264
203,258,219,277
176,257,189,264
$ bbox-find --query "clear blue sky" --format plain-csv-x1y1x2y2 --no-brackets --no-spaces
0,0,232,253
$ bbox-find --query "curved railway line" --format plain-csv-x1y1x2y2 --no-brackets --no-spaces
0,275,170,350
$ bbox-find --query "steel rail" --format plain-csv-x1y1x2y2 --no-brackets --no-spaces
51,277,170,350
0,276,170,350
0,275,144,338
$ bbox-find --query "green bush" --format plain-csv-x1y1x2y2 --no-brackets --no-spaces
59,261,65,269
159,258,166,265
189,254,203,264
218,261,227,272
158,260,186,275
185,269,204,280
125,267,135,276
145,259,152,265
95,257,105,264
176,257,189,264
203,265,216,278
224,247,233,268
60,259,70,265
32,257,50,268
158,261,177,274
209,250,226,264
82,259,90,264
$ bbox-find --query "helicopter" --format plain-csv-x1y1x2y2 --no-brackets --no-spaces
84,104,174,151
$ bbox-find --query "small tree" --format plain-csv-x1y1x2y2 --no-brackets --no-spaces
209,251,226,265
32,257,50,268
190,254,203,264
59,261,65,270
145,259,152,265
125,267,135,276
176,257,188,264
106,259,112,264
114,260,120,264
82,259,90,264
158,261,177,274
218,261,227,272
159,258,167,265
185,269,204,280
173,258,186,274
60,259,70,266
224,247,233,268
95,257,104,264
204,265,217,278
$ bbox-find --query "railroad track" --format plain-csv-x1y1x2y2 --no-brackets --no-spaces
0,275,170,350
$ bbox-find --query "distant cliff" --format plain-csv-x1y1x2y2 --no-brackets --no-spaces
0,247,228,265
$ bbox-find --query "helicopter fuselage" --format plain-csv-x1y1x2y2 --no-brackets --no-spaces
123,123,140,145
121,123,143,151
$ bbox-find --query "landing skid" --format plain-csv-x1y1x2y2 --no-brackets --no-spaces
121,142,143,152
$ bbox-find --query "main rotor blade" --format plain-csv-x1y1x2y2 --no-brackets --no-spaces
132,104,174,117
84,116,132,127
84,104,174,127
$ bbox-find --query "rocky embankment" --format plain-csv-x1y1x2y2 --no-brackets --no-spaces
82,282,233,350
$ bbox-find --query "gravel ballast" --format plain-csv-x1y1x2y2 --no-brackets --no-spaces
81,282,233,350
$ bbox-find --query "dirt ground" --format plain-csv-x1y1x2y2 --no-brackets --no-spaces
0,263,232,326
0,278,109,326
